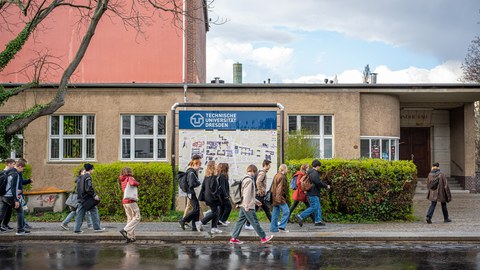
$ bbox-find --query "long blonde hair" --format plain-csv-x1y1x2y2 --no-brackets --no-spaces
205,161,216,177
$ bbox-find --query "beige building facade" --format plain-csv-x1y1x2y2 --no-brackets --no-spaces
1,83,480,193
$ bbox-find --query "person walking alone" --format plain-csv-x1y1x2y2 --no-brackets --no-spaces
119,167,141,242
426,162,452,224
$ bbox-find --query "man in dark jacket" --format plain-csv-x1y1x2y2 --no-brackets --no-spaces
296,159,330,227
74,163,105,233
426,162,452,224
0,159,28,235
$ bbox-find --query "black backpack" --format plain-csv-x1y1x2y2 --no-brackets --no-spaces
177,171,189,193
0,170,15,196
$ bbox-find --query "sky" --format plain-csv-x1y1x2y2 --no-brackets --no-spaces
206,0,480,84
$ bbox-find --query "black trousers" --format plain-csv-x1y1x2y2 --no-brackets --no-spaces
182,193,200,227
218,197,232,223
246,195,271,226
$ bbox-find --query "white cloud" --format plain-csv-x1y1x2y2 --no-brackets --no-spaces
284,61,463,84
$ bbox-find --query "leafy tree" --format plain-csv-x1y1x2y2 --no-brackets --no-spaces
285,129,317,160
0,0,214,157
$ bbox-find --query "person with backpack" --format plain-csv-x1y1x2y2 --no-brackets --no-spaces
229,164,273,244
74,163,105,233
119,167,141,242
245,159,272,230
295,159,330,227
179,158,202,231
0,159,29,235
288,164,315,223
426,162,452,224
61,169,93,230
269,164,290,233
196,161,222,234
17,158,33,229
217,163,232,226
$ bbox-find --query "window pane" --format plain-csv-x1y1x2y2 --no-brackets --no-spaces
122,116,131,135
324,116,332,135
301,116,320,135
51,116,59,135
371,139,380,159
158,139,166,159
13,138,23,158
305,138,320,158
51,139,59,159
135,116,153,135
122,139,131,159
390,139,397,161
86,139,95,159
87,116,95,135
63,139,82,159
63,116,82,135
288,116,297,134
324,139,333,158
381,139,389,160
135,139,153,158
158,116,166,135
360,140,370,158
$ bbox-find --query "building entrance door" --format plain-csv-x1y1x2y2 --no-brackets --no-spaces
399,127,430,177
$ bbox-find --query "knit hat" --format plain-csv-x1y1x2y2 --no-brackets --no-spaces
84,163,94,171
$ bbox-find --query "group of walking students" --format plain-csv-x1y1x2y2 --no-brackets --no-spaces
0,156,452,244
179,155,331,244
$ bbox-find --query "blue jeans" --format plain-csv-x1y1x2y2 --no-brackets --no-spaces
74,203,101,231
231,207,266,239
270,203,290,232
298,196,321,223
63,208,93,227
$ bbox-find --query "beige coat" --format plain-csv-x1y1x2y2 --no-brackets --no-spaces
240,176,258,210
426,170,452,203
256,170,268,196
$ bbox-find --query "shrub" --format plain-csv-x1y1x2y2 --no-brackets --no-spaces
75,162,173,219
286,158,417,222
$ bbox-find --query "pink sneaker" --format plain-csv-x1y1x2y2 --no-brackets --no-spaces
229,238,244,244
260,235,274,244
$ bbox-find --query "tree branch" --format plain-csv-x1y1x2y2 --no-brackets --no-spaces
6,0,109,136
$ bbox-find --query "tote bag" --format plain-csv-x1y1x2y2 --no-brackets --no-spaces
123,182,138,201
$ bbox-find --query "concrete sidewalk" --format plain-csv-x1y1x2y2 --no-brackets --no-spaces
2,192,480,243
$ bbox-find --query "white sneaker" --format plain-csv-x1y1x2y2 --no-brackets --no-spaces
60,223,69,230
94,228,106,233
218,220,228,226
244,224,254,230
210,228,223,234
195,221,203,232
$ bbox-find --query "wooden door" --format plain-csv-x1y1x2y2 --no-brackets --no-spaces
399,127,430,177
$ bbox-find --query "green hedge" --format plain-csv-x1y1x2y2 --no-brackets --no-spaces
75,162,173,219
287,158,417,222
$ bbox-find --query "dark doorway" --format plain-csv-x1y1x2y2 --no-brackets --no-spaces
399,127,430,177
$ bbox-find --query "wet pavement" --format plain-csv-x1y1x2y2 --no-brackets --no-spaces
1,191,479,243
1,242,479,269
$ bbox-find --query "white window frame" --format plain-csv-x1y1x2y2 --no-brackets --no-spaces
0,115,24,159
360,136,399,161
120,115,167,161
49,115,95,161
288,115,334,159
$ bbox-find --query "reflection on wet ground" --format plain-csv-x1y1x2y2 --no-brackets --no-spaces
0,242,479,269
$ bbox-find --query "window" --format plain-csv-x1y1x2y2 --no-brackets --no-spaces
121,115,167,161
360,137,399,160
288,115,334,158
0,115,24,159
49,115,95,161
